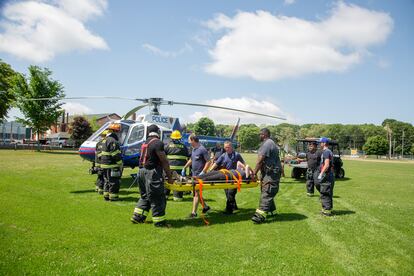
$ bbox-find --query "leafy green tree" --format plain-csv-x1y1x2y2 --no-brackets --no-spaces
13,66,65,143
411,144,414,155
215,124,233,137
382,119,414,155
71,116,92,147
194,117,215,136
0,60,18,122
238,124,260,150
363,135,388,157
88,116,101,132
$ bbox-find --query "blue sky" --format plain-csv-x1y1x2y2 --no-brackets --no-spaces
1,0,413,125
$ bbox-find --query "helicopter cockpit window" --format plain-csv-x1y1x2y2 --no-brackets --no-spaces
118,124,130,145
128,125,145,144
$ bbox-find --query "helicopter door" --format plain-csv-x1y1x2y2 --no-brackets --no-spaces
161,130,172,144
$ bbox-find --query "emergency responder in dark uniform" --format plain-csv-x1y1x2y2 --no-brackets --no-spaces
306,141,321,197
100,124,123,201
210,140,245,214
95,130,109,194
165,130,189,201
251,128,282,224
131,124,173,227
315,137,335,216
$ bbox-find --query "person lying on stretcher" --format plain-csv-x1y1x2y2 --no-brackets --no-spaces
197,161,255,182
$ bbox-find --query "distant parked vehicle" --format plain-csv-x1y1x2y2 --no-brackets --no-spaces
49,137,75,148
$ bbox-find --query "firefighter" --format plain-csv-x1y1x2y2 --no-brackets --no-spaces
131,124,173,227
95,130,109,194
305,141,321,197
100,123,123,201
315,137,335,216
251,128,282,224
165,130,190,201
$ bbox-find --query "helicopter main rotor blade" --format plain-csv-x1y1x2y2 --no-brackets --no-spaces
170,101,286,120
122,104,149,119
20,96,141,101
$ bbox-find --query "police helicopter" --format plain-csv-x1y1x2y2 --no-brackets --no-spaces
21,97,285,169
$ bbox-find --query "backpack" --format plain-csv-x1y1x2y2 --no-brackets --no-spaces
139,138,159,167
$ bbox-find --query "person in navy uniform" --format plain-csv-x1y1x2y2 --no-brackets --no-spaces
210,141,245,214
182,134,212,218
315,137,335,216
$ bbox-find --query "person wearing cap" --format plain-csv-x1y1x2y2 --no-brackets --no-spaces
210,140,245,214
164,130,190,201
251,128,282,224
305,141,321,197
94,129,109,194
315,137,335,216
100,124,123,201
131,124,173,227
182,134,212,218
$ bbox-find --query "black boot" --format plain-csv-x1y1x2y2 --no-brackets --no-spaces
130,213,146,224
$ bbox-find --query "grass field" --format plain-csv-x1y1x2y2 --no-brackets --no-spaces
1,150,413,275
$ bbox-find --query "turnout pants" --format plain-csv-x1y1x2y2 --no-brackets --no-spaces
135,167,166,222
96,169,105,191
164,170,184,200
306,168,317,194
103,168,121,199
258,172,280,213
315,171,335,210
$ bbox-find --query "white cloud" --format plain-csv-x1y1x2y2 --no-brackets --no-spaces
186,97,294,125
142,43,193,58
284,0,296,5
0,0,108,62
204,2,393,81
61,102,92,115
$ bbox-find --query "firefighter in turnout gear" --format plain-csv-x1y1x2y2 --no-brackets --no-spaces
95,130,109,194
165,130,189,201
251,128,282,224
100,124,123,201
131,124,174,227
315,137,335,216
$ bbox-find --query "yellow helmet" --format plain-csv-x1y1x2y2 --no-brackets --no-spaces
101,130,109,136
171,130,182,140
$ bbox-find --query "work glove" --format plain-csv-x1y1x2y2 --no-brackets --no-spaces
181,169,186,177
199,171,205,176
318,174,322,180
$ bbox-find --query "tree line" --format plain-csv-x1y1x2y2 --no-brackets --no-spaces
187,117,414,157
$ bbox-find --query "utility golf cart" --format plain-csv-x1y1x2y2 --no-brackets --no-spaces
289,138,345,179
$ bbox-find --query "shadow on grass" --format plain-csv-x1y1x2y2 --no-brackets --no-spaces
70,189,96,194
335,177,351,182
166,208,307,228
333,210,355,216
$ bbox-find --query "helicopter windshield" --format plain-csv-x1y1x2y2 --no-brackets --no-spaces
87,122,130,145
127,125,145,144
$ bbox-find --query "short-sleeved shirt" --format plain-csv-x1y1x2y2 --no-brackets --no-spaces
215,151,244,170
144,137,164,170
320,148,333,172
320,149,333,173
191,145,210,176
307,150,321,170
258,138,281,170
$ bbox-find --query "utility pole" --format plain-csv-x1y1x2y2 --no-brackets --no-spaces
402,129,405,158
385,124,392,159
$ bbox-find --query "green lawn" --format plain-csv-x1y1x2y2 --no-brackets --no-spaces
0,150,413,275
